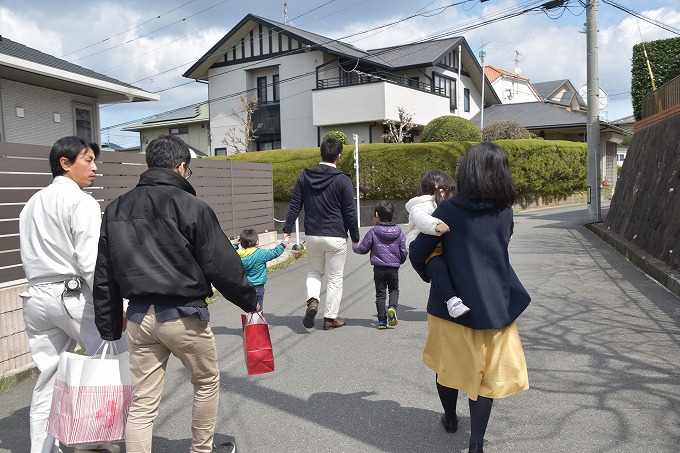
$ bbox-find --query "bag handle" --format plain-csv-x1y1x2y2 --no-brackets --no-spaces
91,340,120,360
246,311,267,323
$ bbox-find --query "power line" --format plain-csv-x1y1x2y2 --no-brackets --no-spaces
60,0,200,58
601,0,680,35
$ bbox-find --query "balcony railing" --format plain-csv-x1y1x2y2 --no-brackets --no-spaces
641,74,680,118
316,71,445,96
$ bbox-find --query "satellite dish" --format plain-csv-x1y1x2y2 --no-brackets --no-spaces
515,67,522,75
578,84,609,110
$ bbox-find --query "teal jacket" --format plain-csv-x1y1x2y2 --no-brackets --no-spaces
235,243,286,286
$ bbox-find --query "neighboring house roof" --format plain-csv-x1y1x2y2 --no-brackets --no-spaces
184,14,500,104
612,114,635,124
470,102,631,135
484,65,531,83
123,102,209,131
0,36,158,103
533,79,586,109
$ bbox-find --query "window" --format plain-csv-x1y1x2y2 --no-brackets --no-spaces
433,73,456,111
74,104,93,141
464,88,470,112
257,76,267,103
214,147,227,156
273,74,280,102
169,126,188,135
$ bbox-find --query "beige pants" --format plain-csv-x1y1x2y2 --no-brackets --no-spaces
125,306,219,453
304,235,348,319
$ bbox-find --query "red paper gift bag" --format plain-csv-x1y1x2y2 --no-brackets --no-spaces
241,312,275,375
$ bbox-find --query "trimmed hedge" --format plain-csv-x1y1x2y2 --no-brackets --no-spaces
632,36,680,120
215,140,587,201
421,116,482,142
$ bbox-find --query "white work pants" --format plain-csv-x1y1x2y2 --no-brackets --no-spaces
305,235,347,319
21,282,127,453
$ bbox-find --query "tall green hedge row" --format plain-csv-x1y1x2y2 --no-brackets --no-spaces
215,140,587,202
632,36,680,120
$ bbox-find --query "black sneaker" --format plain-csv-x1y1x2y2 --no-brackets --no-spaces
213,441,236,453
441,413,458,433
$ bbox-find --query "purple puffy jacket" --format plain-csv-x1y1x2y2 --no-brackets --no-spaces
352,222,407,268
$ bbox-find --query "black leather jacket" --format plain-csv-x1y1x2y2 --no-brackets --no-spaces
94,167,257,340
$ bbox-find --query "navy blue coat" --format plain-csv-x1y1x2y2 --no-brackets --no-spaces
409,196,530,330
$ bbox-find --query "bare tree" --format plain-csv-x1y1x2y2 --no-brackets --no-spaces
222,95,262,153
382,106,416,143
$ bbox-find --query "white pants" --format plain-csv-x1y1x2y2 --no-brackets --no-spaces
305,235,347,319
21,282,127,453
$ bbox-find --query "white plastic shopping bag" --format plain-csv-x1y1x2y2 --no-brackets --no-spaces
47,341,132,446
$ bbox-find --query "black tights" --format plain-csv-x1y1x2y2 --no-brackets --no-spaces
436,376,494,445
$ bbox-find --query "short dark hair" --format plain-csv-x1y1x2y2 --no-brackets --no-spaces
238,228,259,248
375,201,394,222
49,136,99,177
456,141,516,208
320,137,343,162
146,135,191,169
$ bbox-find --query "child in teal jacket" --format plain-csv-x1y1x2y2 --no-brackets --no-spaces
234,228,287,311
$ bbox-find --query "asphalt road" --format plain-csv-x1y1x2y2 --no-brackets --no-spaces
1,204,679,452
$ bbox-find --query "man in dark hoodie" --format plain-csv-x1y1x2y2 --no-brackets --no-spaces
282,137,360,330
93,135,257,453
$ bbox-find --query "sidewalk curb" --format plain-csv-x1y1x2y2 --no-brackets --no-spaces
585,221,680,299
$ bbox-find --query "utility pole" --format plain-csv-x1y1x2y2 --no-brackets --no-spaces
353,133,360,229
586,0,601,220
479,48,486,130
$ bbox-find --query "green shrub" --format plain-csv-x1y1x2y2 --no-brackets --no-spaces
482,121,531,141
218,140,587,202
322,130,350,145
421,116,482,142
632,36,680,120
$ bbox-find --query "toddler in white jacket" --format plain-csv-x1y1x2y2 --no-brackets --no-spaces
405,170,470,318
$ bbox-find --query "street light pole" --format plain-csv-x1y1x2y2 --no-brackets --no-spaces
479,49,486,130
353,133,360,229
586,0,601,221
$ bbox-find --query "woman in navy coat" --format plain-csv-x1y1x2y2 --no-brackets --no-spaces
410,142,531,453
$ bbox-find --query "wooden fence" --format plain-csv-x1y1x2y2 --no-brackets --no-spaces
0,141,273,375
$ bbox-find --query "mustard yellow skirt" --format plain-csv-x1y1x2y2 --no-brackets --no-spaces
422,315,529,401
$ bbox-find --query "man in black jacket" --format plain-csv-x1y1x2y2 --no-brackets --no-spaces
282,137,360,330
93,135,257,453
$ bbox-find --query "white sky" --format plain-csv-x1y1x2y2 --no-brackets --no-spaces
1,0,678,148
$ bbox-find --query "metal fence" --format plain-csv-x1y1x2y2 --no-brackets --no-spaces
0,141,274,286
642,74,680,118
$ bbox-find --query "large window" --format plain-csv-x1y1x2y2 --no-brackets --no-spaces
273,74,280,102
74,104,93,142
257,76,267,103
464,88,470,112
433,73,456,111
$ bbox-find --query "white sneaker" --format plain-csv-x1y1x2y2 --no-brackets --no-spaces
446,297,470,318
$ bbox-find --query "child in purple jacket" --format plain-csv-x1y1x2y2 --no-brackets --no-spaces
352,201,408,329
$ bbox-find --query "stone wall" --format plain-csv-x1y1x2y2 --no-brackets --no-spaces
604,114,680,270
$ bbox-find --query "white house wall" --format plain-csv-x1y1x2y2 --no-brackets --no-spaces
0,78,99,145
208,51,321,152
138,122,210,154
492,77,540,104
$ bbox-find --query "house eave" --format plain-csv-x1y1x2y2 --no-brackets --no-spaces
0,53,159,103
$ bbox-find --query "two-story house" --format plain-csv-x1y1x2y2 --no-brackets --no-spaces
183,14,498,154
484,65,541,104
0,37,158,145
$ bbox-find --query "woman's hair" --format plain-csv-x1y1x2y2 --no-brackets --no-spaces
456,141,516,208
238,228,259,248
49,136,99,177
419,170,455,206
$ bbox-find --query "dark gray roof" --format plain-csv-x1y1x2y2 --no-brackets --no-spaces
471,102,630,135
471,102,587,128
143,104,201,124
0,36,140,89
532,80,569,99
366,38,463,68
612,114,635,125
185,14,467,78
